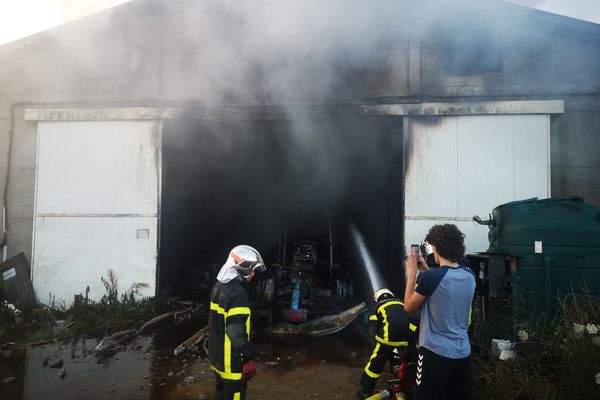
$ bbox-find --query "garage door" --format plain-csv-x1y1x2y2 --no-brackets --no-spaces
32,121,160,304
404,114,550,253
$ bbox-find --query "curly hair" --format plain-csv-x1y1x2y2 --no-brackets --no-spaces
425,224,465,263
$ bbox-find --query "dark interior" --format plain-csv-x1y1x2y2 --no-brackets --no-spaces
159,114,404,312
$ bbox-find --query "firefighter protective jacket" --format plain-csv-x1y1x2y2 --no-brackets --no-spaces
209,279,252,381
368,298,417,346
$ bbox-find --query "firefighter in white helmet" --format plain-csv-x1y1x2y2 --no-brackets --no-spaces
208,245,266,400
357,288,417,399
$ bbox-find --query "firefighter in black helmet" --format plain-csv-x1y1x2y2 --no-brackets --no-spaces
209,245,266,400
357,288,417,399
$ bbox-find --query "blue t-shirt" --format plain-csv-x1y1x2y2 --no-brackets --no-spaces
416,265,476,359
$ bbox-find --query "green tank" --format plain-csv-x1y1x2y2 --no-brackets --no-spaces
482,196,600,314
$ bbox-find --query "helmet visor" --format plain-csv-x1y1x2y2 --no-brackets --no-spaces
252,253,266,273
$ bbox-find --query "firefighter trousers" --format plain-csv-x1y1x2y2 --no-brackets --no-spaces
214,373,247,400
359,342,396,394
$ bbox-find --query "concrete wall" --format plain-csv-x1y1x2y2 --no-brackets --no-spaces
0,0,599,266
417,18,600,207
2,108,37,267
551,97,600,206
419,29,600,97
0,2,163,265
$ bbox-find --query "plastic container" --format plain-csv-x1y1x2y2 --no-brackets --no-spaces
487,196,600,256
482,196,600,315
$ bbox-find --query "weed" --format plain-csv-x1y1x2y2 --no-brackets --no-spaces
66,269,156,338
0,270,159,343
473,294,600,399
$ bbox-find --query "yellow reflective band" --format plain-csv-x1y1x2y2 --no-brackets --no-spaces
212,303,252,376
381,307,389,341
364,343,382,378
233,393,241,400
225,306,252,339
377,300,403,342
369,315,378,321
375,336,408,347
212,303,251,318
228,307,251,317
210,302,226,315
224,333,232,373
379,300,404,308
409,323,417,332
468,306,472,326
246,315,251,340
211,366,242,381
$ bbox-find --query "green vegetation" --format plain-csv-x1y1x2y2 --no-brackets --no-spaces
67,269,156,337
473,294,600,399
0,270,158,343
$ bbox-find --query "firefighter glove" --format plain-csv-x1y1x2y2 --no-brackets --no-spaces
242,360,256,382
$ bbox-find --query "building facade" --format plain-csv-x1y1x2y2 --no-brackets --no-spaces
0,0,598,302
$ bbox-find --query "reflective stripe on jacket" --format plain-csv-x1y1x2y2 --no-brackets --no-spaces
369,299,413,346
208,280,252,380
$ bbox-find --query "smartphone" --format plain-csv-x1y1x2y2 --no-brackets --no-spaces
410,244,420,257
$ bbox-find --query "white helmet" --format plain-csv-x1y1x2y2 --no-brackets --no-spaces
421,239,434,258
217,245,266,283
374,288,394,303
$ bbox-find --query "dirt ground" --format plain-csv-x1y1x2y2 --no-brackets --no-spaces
151,328,378,400
0,321,397,400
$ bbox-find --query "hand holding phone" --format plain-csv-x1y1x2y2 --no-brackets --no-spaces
411,243,430,272
405,244,419,277
410,244,420,256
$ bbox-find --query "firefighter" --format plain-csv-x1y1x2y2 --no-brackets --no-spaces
357,288,417,399
209,245,266,400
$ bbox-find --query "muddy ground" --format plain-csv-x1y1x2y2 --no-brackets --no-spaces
0,320,394,400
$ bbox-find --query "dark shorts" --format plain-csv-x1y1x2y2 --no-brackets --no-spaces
415,347,471,400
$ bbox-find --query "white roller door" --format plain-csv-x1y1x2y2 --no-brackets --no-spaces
32,121,160,304
404,114,550,253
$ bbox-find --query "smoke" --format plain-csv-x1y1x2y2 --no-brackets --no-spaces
160,115,401,269
147,0,549,278
4,0,597,106
22,0,546,104
154,0,404,104
4,0,598,293
149,0,521,104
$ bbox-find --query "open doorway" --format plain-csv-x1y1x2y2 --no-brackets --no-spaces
159,114,403,322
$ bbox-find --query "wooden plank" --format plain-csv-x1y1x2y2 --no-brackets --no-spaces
173,325,208,357
0,253,35,308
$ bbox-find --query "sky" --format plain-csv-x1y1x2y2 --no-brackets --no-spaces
0,0,598,46
508,0,600,24
0,0,131,45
